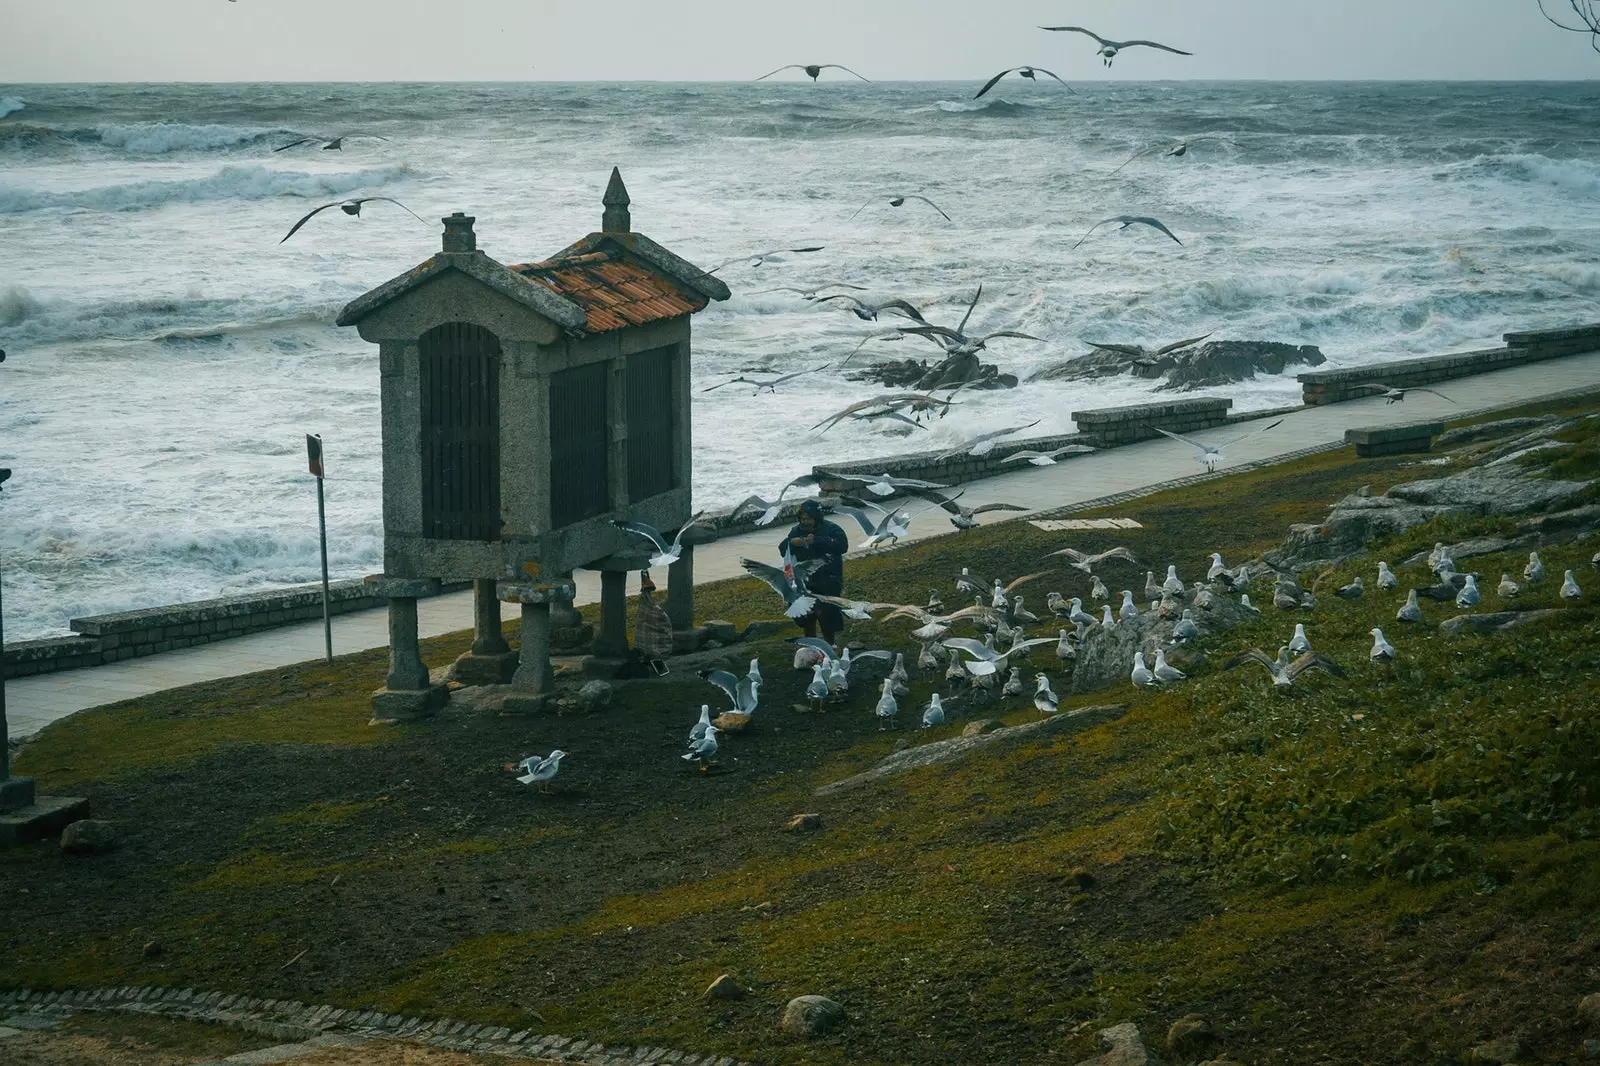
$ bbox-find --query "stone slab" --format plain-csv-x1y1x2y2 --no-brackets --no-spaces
0,776,37,813
1030,518,1144,531
362,576,441,599
369,684,448,722
496,581,578,605
451,650,520,686
0,795,91,848
1344,421,1445,445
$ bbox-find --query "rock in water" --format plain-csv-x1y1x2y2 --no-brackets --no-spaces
60,819,118,855
780,995,844,1037
1036,340,1324,392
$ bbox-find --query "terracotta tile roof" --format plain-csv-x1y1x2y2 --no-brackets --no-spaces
510,249,708,335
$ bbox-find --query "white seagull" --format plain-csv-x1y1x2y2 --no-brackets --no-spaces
1152,648,1187,683
1369,627,1396,662
513,750,567,792
1149,419,1285,474
1131,651,1157,688
1039,25,1193,66
1172,609,1200,643
612,513,707,568
1034,674,1061,715
1525,552,1546,583
1002,444,1098,466
682,726,720,771
1455,574,1481,608
1377,561,1398,591
875,678,900,729
1072,215,1183,250
1119,590,1140,621
1561,570,1583,601
1288,623,1311,656
922,693,946,728
1497,573,1520,599
1396,589,1423,623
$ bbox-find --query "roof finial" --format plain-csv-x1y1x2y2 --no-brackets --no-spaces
441,212,476,253
602,167,631,233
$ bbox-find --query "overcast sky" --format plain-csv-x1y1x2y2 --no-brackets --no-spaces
4,0,1597,83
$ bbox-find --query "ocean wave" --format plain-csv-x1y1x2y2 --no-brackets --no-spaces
934,99,1037,115
0,163,412,215
1448,153,1600,196
0,284,342,347
93,122,280,153
0,96,23,119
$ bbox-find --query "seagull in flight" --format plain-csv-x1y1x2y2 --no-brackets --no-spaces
1073,215,1183,250
1085,332,1214,360
903,486,1029,530
1149,418,1284,473
702,363,830,394
815,294,930,323
1112,137,1225,174
1002,444,1098,466
756,63,870,82
741,550,827,617
1039,26,1193,66
747,281,868,300
705,246,826,274
848,194,952,223
279,197,425,243
1350,384,1457,405
935,419,1043,459
274,134,389,152
1045,545,1139,574
974,66,1077,100
729,473,823,527
611,513,708,568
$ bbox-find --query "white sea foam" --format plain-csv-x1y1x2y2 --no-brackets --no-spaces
0,96,24,119
0,163,412,214
1,80,1597,639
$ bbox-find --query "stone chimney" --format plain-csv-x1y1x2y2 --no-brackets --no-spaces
601,167,631,233
441,212,476,253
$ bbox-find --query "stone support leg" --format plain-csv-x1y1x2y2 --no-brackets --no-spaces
512,602,555,695
372,596,446,721
592,569,630,659
471,578,510,655
666,546,695,631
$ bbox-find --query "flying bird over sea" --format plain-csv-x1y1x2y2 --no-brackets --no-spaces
831,498,915,548
1073,215,1183,250
1086,332,1214,359
702,363,830,394
611,513,707,568
1002,444,1097,466
729,473,823,527
936,419,1043,460
1111,137,1224,174
826,471,950,497
1350,384,1457,405
746,281,867,300
848,195,952,223
756,63,870,82
1038,26,1193,66
816,294,931,323
705,246,826,274
1149,418,1284,474
274,134,388,152
974,66,1076,100
279,197,425,243
812,392,959,433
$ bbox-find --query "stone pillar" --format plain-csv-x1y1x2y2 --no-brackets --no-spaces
548,572,593,653
452,579,519,685
593,569,630,659
666,546,694,631
512,602,554,694
366,577,448,722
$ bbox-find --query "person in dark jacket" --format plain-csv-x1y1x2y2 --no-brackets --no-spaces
781,499,849,645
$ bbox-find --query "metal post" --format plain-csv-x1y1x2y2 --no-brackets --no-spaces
1,467,9,786
307,435,332,663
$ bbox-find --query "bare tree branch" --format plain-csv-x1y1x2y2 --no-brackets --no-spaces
1538,0,1600,52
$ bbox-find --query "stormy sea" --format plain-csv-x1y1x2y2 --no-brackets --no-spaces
1,80,1598,639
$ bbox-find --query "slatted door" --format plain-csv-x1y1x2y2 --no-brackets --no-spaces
419,322,501,541
626,346,676,503
550,360,610,527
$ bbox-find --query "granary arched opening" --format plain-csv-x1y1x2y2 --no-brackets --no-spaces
419,321,502,542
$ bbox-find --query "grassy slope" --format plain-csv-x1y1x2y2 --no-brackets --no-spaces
5,395,1600,1066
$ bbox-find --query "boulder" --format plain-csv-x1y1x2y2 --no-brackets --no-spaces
784,813,823,833
1400,536,1520,569
1067,591,1254,694
703,974,746,1001
1385,473,1591,515
962,719,1007,737
1579,991,1600,1029
1435,415,1559,449
60,819,118,855
1063,867,1097,890
1439,609,1562,635
1518,505,1600,539
575,681,614,712
702,620,740,645
1076,1021,1161,1066
1038,340,1323,393
1468,1035,1523,1065
1166,1014,1218,1059
780,995,844,1038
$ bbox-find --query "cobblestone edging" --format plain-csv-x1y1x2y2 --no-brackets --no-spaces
0,986,750,1066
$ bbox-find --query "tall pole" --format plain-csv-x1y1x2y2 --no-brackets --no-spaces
1,468,10,785
307,435,332,664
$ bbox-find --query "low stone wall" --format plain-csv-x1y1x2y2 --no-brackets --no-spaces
1071,396,1233,447
814,432,1093,494
4,578,469,679
1299,324,1600,406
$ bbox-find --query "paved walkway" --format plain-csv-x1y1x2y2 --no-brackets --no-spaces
9,350,1600,739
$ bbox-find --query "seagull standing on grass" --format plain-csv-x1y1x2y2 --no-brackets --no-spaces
922,694,946,728
1336,576,1365,600
1377,562,1398,591
1561,570,1583,600
1152,649,1187,683
1396,589,1423,623
875,679,900,729
512,750,567,793
1369,628,1396,662
1525,552,1546,583
1288,623,1311,656
1455,574,1481,608
1034,674,1061,715
1497,573,1521,599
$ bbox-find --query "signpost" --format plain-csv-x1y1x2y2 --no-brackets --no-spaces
0,467,14,798
307,435,333,664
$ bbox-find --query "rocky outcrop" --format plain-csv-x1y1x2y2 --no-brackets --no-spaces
780,995,844,1037
815,704,1125,795
1434,415,1561,449
1066,591,1258,694
1076,1022,1163,1066
60,819,118,855
1038,340,1324,392
1440,610,1563,635
850,356,1017,392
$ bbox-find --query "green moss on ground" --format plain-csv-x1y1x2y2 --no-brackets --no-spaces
4,393,1600,1065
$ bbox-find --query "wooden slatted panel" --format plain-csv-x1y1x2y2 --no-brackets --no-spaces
419,322,501,541
550,361,610,527
626,346,676,503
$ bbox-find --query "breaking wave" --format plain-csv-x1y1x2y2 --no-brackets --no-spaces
0,163,412,214
92,122,281,153
0,96,24,119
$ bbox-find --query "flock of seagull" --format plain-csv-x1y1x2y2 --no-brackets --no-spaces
513,528,1595,786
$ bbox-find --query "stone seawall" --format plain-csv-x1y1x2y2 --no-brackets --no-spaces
1299,324,1600,406
3,579,470,679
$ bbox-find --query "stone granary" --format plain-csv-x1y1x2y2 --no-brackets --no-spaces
337,169,729,718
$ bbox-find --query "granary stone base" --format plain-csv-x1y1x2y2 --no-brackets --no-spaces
369,683,449,723
0,793,91,849
550,623,595,654
499,691,553,716
581,655,629,681
451,649,521,686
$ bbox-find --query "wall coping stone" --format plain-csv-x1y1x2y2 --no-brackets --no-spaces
1071,396,1232,423
1344,421,1445,445
1504,322,1600,345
